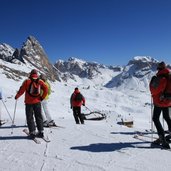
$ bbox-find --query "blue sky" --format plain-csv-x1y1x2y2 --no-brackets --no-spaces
1,0,171,66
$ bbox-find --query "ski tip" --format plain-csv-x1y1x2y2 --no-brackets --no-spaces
23,128,28,132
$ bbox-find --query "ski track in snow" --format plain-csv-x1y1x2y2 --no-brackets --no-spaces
1,118,171,171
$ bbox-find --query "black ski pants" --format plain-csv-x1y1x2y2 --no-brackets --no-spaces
152,106,171,138
73,106,84,124
25,102,43,134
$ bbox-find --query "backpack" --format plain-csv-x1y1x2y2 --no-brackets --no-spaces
150,75,162,89
28,79,41,97
163,74,171,99
74,93,83,102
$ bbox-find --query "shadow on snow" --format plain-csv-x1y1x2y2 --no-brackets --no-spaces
71,141,150,152
0,125,27,129
0,135,29,141
70,130,155,152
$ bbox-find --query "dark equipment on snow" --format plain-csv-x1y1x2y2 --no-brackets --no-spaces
82,106,106,121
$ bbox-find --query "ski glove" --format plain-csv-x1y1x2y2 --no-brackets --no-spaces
82,103,85,106
14,95,18,100
71,106,72,109
39,96,43,101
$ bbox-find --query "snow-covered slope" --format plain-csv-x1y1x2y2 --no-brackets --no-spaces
0,66,171,171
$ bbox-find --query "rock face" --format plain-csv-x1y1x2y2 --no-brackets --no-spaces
0,36,59,81
20,36,58,81
0,43,15,62
54,57,122,82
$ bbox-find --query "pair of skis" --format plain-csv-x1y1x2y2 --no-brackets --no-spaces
133,131,171,150
23,129,50,144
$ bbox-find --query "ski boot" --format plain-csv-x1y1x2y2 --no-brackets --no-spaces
29,131,36,139
48,120,56,126
160,135,170,149
161,140,170,149
152,138,162,145
151,135,170,149
165,134,171,143
36,132,44,138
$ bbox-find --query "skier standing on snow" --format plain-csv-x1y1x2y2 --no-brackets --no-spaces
39,73,56,127
150,61,171,149
15,69,48,139
70,87,85,124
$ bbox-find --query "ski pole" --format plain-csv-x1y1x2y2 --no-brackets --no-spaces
12,100,17,125
1,99,13,122
151,96,154,140
162,114,165,131
84,105,91,112
11,100,17,134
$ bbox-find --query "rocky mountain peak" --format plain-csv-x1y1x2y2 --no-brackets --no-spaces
54,57,106,80
0,43,15,62
19,35,58,81
105,56,161,90
0,36,59,81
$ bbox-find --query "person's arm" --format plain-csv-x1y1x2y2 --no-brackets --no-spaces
40,80,48,100
15,80,27,99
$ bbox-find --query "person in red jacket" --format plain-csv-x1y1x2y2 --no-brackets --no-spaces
150,61,171,149
15,69,48,139
70,87,85,124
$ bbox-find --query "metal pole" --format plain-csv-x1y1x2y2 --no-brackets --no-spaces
151,96,154,140
162,114,165,131
11,100,17,134
84,105,91,112
1,99,12,122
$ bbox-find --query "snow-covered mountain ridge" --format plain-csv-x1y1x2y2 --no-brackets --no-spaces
1,35,170,92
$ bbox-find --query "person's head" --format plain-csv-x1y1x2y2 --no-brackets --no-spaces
157,61,166,70
74,87,80,93
39,74,47,82
29,69,39,79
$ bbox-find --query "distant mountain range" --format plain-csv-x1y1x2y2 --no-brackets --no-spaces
0,35,170,91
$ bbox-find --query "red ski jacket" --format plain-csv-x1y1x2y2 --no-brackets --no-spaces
150,68,171,107
15,78,48,104
70,89,85,107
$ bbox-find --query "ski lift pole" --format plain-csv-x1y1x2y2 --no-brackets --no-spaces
11,100,17,134
1,99,13,122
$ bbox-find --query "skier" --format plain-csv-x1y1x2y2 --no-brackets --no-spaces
150,61,171,149
70,87,85,124
15,69,48,139
39,74,56,127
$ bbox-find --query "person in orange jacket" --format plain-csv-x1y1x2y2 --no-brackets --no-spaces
150,61,171,149
15,69,48,139
70,87,85,124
